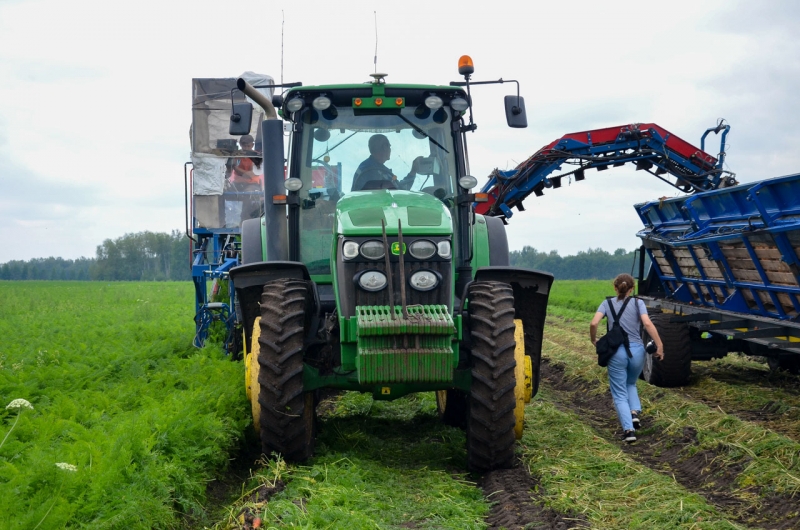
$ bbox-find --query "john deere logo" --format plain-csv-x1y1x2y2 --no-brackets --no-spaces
391,242,406,255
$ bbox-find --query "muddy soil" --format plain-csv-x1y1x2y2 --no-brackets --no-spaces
481,464,589,529
541,359,800,530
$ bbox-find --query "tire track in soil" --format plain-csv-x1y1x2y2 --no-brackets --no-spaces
541,359,800,530
548,319,800,443
480,464,590,530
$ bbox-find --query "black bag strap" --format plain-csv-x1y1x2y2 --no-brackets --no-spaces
607,296,634,357
606,296,632,327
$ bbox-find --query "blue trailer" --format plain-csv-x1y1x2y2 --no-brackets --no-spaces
635,173,800,383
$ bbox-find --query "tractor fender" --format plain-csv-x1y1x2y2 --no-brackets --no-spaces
474,266,553,398
240,218,264,264
230,261,315,349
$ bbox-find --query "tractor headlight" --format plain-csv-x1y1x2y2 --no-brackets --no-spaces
424,96,443,109
459,175,478,190
360,240,385,260
312,96,331,110
409,270,439,291
437,240,451,259
357,270,387,291
451,97,469,112
409,240,436,259
286,98,305,112
284,177,303,191
343,240,359,259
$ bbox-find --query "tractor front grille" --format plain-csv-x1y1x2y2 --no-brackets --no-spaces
352,260,451,310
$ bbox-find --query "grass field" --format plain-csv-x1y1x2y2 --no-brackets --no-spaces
0,282,249,528
2,280,799,529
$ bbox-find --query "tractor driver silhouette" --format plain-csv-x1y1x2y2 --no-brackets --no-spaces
351,134,421,191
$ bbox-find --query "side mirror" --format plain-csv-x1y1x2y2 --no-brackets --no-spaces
504,95,527,128
229,102,253,135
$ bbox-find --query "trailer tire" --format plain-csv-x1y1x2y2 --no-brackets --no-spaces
642,313,692,387
767,356,800,375
436,389,468,429
252,278,315,461
466,281,518,472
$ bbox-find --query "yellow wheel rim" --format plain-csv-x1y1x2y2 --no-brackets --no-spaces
513,319,525,440
523,355,533,404
248,317,262,434
435,390,447,416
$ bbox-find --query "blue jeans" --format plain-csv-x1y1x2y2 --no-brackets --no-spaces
607,342,646,431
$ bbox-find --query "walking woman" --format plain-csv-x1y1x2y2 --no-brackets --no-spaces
589,274,664,443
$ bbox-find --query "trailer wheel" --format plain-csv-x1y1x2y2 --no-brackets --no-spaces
250,279,315,462
642,313,692,387
466,281,518,472
436,389,468,429
767,356,800,375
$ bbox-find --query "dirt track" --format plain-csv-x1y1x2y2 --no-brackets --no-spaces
480,465,589,529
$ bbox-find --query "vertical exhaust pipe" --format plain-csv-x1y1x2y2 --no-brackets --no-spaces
261,119,288,261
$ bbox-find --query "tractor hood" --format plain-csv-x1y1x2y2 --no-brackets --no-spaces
336,190,453,236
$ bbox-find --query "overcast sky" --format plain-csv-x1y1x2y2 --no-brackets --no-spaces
1,0,799,262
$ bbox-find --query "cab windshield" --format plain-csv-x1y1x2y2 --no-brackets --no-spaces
292,105,458,275
295,106,456,198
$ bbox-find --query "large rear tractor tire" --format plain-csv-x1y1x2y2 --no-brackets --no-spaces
249,279,315,462
466,281,518,472
642,312,692,387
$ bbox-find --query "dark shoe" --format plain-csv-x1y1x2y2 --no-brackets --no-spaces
622,430,637,443
631,411,641,430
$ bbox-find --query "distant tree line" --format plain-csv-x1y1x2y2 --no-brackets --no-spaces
0,231,192,281
91,230,191,281
2,233,641,281
0,257,93,280
509,246,644,280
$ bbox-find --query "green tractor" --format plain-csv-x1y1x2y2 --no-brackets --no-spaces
229,58,553,471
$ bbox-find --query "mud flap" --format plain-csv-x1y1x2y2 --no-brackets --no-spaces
475,267,554,399
229,261,313,352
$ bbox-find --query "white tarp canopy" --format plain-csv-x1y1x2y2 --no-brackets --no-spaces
190,72,274,158
190,72,274,196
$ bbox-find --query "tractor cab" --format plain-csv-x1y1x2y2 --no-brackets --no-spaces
283,78,463,279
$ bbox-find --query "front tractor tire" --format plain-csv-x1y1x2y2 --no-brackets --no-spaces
249,279,315,462
466,281,519,472
642,312,692,387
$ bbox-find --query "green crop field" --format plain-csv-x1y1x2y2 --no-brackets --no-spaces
0,282,250,528
2,280,799,529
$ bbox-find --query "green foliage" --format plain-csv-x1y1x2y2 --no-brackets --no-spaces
510,246,648,280
549,279,616,313
0,282,249,528
219,392,488,529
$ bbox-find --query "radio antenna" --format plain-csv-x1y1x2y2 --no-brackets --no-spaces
281,10,285,85
373,11,378,73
